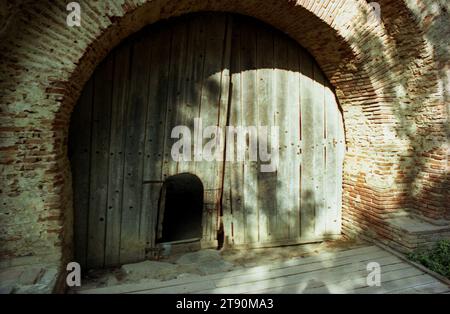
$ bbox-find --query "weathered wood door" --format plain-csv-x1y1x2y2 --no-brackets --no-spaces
221,17,345,247
69,13,344,269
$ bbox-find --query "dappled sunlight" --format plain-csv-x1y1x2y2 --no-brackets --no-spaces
1,0,449,296
72,240,450,294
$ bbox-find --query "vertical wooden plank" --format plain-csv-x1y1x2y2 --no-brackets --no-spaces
138,30,157,254
143,26,172,183
120,33,152,264
197,14,228,245
217,15,233,245
162,20,188,181
286,40,301,240
299,49,315,239
140,182,162,258
177,16,206,174
256,24,276,243
221,180,233,246
226,17,245,245
313,64,326,237
104,45,130,267
240,19,259,244
141,26,172,250
325,81,338,235
211,15,230,245
71,77,93,269
273,32,291,241
87,56,114,268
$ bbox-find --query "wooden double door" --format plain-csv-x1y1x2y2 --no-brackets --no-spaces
69,13,345,269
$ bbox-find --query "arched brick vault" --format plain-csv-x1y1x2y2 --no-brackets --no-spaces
0,0,448,266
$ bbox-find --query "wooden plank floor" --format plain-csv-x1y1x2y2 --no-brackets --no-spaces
76,245,450,294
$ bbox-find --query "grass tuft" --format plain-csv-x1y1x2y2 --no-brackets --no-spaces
408,239,450,279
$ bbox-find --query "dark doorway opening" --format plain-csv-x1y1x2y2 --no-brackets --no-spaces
157,173,204,243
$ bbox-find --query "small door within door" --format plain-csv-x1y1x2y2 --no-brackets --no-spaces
156,173,204,243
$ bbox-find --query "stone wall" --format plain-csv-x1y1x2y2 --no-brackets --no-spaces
0,0,448,268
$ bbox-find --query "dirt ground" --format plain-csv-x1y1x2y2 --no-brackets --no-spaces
78,238,366,290
219,238,366,267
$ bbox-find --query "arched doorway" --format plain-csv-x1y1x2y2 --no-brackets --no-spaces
69,12,345,269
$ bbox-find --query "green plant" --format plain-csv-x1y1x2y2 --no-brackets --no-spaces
408,239,450,279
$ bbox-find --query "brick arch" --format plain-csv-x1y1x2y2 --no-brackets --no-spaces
0,0,448,271
51,1,378,124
